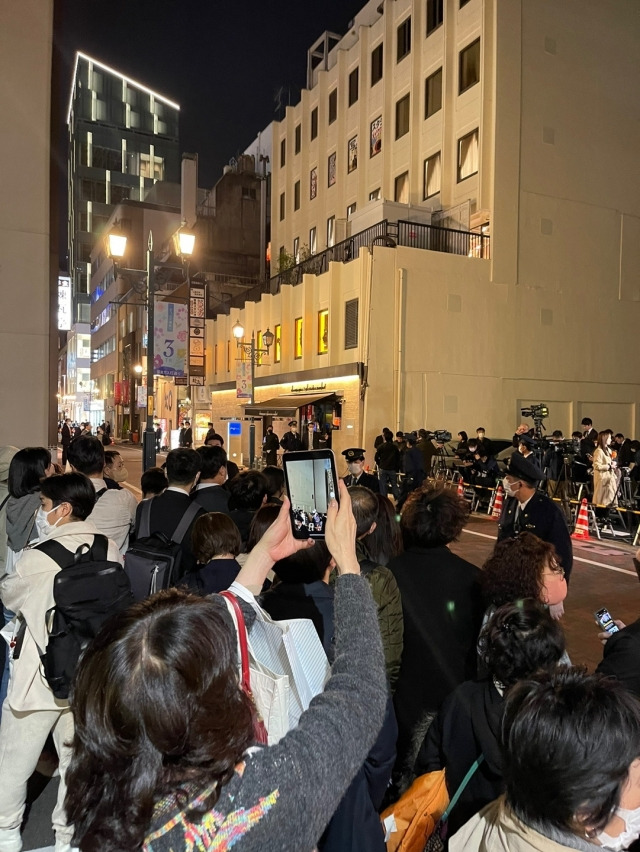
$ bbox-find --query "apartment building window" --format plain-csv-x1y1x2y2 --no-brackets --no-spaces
311,107,318,140
294,318,303,359
309,226,317,254
294,180,301,211
397,17,412,62
328,89,337,124
280,138,286,168
459,38,480,93
327,215,336,248
425,68,443,118
394,171,410,204
345,298,359,349
426,0,444,35
346,202,357,218
328,152,337,187
274,324,281,362
369,188,381,201
458,129,479,181
395,94,410,139
370,116,382,157
348,67,359,106
371,44,383,85
310,166,318,200
347,136,358,173
293,236,300,263
295,124,301,154
279,191,286,220
423,152,442,198
318,310,329,354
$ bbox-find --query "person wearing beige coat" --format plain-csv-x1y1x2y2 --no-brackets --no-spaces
0,473,121,852
592,431,618,507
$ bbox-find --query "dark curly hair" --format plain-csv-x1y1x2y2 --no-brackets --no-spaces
481,599,565,688
482,532,558,607
65,589,254,852
400,485,470,548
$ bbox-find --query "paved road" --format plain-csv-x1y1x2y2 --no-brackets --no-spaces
20,448,640,848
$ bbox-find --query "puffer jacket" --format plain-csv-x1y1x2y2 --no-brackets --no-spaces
356,540,404,692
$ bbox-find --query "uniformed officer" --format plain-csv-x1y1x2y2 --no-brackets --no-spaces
280,420,303,453
497,452,573,585
341,448,380,492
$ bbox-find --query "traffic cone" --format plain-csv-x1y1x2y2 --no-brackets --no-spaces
571,498,591,540
457,478,464,497
491,485,503,520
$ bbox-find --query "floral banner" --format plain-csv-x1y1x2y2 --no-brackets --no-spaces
154,302,188,377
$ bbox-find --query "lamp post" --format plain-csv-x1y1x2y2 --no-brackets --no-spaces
107,225,195,470
232,321,275,466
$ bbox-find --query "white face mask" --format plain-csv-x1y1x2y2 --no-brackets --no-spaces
502,477,518,498
596,806,640,852
110,466,128,483
348,462,364,476
35,506,62,539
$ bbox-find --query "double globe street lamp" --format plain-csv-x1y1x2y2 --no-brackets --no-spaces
107,226,195,470
232,320,274,466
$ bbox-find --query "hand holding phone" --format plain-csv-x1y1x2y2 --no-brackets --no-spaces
282,449,339,539
595,607,620,635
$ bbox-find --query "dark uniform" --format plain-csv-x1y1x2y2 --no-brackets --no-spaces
497,453,573,582
341,448,380,493
280,421,303,453
262,429,280,465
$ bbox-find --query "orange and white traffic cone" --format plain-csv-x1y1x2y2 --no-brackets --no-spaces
457,478,465,498
571,498,591,540
491,485,503,520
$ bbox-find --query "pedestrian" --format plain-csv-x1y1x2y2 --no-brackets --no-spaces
262,424,280,466
154,422,163,453
280,420,303,453
375,429,401,500
60,418,72,466
592,429,618,507
180,420,193,448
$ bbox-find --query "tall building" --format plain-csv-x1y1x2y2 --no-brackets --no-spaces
203,0,640,462
67,52,180,300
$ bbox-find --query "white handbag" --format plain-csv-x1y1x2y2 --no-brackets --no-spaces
228,581,331,728
220,591,290,746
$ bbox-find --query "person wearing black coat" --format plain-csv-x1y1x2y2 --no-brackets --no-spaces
192,446,231,514
415,600,565,836
61,419,72,466
389,487,484,785
497,452,573,584
184,512,243,595
280,421,303,453
595,551,640,698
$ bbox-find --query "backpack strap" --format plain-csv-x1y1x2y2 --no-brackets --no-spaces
171,501,201,545
87,533,109,562
440,754,485,824
138,497,153,539
34,539,76,569
94,487,108,503
0,495,10,513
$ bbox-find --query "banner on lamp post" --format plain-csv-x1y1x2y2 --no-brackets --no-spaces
236,360,252,399
154,302,188,377
136,385,147,408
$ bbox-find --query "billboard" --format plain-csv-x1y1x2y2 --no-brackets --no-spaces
58,276,72,331
153,302,188,377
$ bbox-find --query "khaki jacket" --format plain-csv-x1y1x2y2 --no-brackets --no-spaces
0,520,122,712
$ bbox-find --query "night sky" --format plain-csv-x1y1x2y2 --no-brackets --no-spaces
55,0,365,189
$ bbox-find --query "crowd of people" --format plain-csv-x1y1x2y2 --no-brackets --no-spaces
0,431,639,851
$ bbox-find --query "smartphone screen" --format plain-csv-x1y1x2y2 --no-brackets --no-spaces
595,607,620,634
282,450,338,539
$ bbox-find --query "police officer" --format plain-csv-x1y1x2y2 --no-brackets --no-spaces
497,452,573,590
279,421,302,453
341,448,380,492
517,433,543,474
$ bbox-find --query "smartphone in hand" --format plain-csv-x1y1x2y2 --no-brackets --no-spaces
282,449,339,539
595,607,620,634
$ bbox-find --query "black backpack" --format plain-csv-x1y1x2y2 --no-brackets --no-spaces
124,498,201,601
36,534,134,700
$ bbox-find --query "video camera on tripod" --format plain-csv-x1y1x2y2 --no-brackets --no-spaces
425,429,453,444
520,404,549,439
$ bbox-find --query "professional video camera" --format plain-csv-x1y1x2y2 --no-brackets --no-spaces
425,430,453,444
520,404,549,420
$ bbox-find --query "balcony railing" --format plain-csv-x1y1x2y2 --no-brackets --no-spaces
397,220,491,258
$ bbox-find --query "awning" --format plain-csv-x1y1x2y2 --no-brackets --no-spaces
243,393,336,417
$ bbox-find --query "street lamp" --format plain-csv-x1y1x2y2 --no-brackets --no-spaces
107,226,195,470
232,321,275,466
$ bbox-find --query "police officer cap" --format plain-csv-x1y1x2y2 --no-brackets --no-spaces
505,451,540,484
288,420,297,427
342,447,366,461
518,434,536,449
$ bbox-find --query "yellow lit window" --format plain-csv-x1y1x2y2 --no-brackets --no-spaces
294,318,303,359
256,330,263,366
318,310,329,354
274,324,281,362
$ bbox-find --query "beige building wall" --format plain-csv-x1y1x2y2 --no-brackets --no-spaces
0,1,54,446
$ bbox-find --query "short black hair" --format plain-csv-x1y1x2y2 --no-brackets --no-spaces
68,436,105,476
503,668,640,834
8,447,51,498
192,513,242,561
196,445,227,480
615,433,624,440
262,465,284,499
551,430,563,438
228,470,268,511
140,467,168,497
205,433,225,446
39,472,96,521
401,485,470,548
581,417,592,426
272,542,331,584
104,450,120,467
165,448,202,485
480,599,565,687
348,486,378,538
